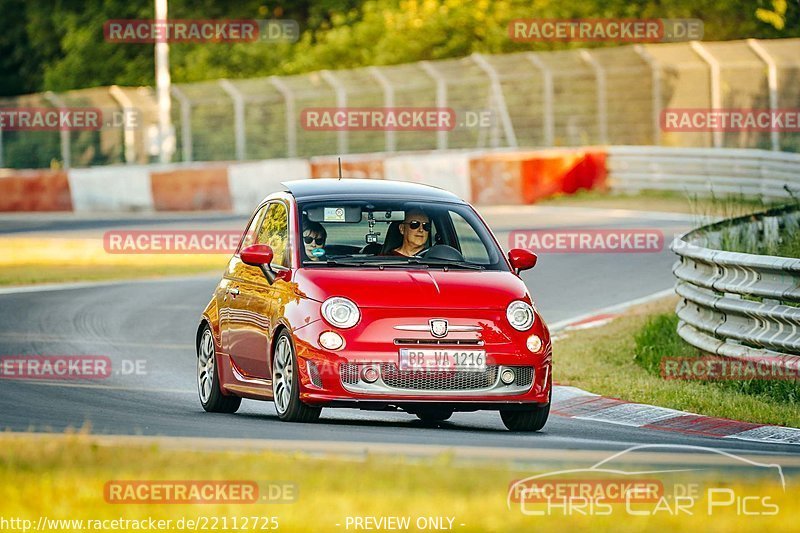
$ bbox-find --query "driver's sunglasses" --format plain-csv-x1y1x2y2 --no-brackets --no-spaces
405,220,431,232
303,235,325,245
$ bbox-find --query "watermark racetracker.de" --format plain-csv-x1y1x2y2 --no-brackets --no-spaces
0,355,146,379
0,107,141,131
104,19,299,43
661,109,800,132
508,18,703,43
509,229,664,253
104,480,297,504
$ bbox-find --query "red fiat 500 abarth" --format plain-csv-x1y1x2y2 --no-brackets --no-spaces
196,179,552,431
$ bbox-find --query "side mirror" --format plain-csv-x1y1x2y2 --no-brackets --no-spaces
240,244,276,284
508,248,537,274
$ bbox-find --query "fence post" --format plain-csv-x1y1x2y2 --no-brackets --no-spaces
219,79,246,161
747,39,780,152
690,41,722,148
320,70,348,155
525,53,554,147
368,66,396,152
43,91,71,169
419,61,448,150
634,45,662,146
170,85,193,163
269,76,297,158
108,85,137,163
471,53,518,148
580,50,608,145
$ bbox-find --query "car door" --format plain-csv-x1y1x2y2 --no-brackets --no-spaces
225,201,291,379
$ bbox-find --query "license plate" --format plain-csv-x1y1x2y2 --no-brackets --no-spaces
398,349,486,372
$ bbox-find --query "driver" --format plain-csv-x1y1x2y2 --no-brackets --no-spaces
387,208,431,257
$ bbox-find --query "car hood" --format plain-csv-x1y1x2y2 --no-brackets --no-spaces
294,268,528,309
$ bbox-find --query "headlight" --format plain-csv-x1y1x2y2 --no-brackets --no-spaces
321,297,360,329
507,300,535,331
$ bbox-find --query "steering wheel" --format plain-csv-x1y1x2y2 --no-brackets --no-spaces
414,247,431,257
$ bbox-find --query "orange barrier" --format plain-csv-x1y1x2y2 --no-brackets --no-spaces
469,149,607,205
150,166,232,211
310,156,385,179
0,170,72,211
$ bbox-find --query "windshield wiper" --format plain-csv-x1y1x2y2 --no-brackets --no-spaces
416,259,485,270
321,258,429,268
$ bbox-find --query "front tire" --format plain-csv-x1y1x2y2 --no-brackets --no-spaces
197,326,241,413
272,331,322,423
500,403,549,431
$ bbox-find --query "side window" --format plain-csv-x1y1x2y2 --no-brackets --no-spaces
238,204,269,251
257,202,290,268
449,211,490,264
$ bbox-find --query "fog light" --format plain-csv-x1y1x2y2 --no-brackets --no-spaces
361,365,380,383
500,368,516,385
319,331,344,351
527,334,543,353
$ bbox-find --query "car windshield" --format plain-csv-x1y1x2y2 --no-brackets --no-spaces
297,199,508,271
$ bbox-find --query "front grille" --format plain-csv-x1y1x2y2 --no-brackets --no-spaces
380,363,498,390
307,361,323,388
513,366,534,386
393,339,484,346
340,363,359,385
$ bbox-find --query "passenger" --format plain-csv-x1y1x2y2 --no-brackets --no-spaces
303,221,327,261
387,208,431,257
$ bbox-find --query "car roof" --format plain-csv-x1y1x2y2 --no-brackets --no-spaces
281,178,465,203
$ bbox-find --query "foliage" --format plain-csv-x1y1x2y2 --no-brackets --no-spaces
2,0,800,96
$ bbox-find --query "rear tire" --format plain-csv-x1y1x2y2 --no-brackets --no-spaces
272,331,322,423
414,408,453,423
197,326,241,413
500,404,549,432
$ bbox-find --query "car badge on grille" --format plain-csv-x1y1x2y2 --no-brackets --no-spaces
429,319,448,338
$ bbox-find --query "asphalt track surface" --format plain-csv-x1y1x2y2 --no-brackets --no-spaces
1,206,798,462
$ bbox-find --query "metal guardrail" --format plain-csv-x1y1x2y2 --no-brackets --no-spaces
671,205,800,370
608,146,800,200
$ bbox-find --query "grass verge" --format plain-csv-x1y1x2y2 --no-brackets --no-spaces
539,189,785,218
0,237,227,286
555,297,800,428
0,433,796,532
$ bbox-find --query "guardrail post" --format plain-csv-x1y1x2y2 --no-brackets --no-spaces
320,70,348,155
525,53,554,147
368,66,397,152
471,53,518,148
580,50,609,145
108,85,137,164
219,79,247,161
747,39,780,152
43,91,71,169
170,85,193,163
634,45,662,146
419,61,448,150
690,41,722,148
269,76,297,158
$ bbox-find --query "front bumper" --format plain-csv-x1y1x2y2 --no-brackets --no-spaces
292,320,552,406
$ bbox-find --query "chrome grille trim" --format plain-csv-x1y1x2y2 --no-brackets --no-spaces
393,338,484,346
393,324,481,332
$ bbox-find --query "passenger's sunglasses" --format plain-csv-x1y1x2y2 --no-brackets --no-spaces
303,235,325,245
405,220,431,232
